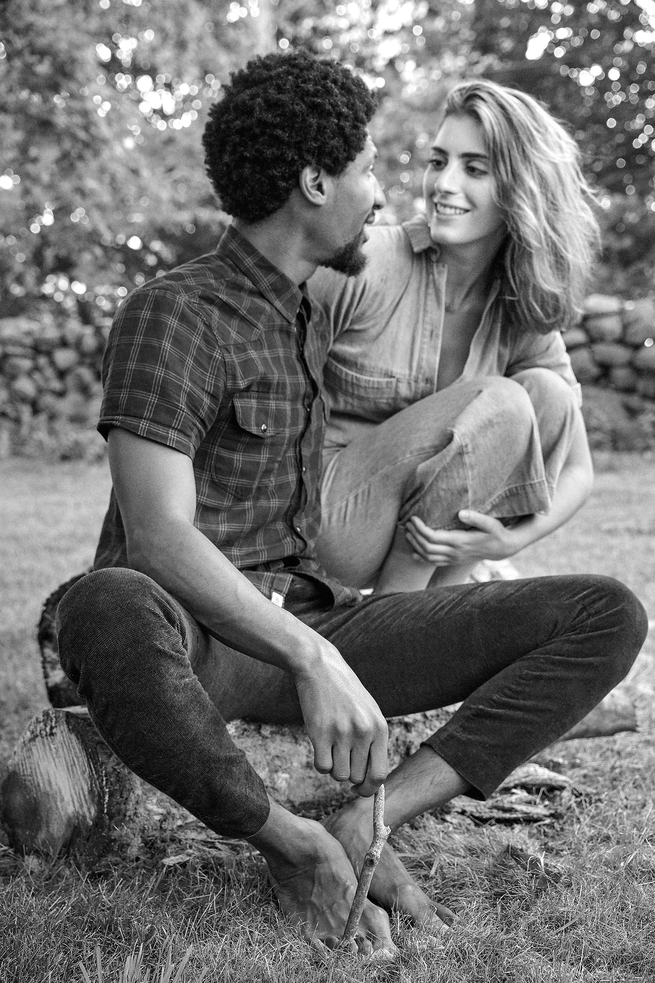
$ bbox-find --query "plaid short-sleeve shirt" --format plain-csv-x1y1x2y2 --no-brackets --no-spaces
94,224,359,607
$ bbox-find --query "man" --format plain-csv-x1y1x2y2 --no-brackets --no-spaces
57,52,647,960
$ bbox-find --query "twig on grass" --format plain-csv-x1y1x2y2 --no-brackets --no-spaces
340,784,391,949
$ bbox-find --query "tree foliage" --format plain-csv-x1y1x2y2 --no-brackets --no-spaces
1,0,653,322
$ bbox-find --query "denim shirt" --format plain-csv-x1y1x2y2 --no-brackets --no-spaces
308,214,580,455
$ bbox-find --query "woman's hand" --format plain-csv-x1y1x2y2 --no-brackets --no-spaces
404,510,533,567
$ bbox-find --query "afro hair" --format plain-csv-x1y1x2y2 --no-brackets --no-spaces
202,51,377,223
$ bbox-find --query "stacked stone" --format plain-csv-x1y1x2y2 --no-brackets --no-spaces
564,295,655,399
1,293,654,458
0,312,109,459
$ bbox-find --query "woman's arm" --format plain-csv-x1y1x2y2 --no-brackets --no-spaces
404,407,593,566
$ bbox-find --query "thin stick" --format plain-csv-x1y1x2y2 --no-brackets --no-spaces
340,784,391,947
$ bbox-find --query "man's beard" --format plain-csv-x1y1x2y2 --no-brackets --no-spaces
321,232,368,277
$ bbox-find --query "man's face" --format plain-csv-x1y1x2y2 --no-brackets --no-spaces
319,134,385,277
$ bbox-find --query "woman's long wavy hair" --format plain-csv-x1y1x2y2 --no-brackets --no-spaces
439,79,601,333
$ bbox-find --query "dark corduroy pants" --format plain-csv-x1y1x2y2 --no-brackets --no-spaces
56,568,647,838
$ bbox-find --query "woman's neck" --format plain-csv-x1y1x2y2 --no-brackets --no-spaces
437,238,504,313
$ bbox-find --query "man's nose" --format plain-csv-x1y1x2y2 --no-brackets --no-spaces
373,175,386,210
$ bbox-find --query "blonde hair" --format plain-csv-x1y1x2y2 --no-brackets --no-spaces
440,79,601,333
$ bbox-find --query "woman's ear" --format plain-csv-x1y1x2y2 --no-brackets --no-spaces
299,164,328,205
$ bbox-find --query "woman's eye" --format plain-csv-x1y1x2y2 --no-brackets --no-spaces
429,158,446,169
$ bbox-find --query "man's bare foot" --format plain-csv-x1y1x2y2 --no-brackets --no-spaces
324,800,457,935
247,801,398,959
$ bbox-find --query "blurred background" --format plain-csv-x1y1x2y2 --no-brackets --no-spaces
1,0,654,458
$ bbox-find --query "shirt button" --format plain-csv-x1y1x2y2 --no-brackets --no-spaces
260,424,267,433
295,525,302,534
301,466,307,473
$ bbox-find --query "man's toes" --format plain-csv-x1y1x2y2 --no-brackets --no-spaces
433,901,458,928
368,941,399,963
413,900,459,937
359,901,398,958
321,934,344,951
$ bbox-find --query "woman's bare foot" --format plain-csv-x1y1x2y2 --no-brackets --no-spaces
324,800,457,934
247,801,398,959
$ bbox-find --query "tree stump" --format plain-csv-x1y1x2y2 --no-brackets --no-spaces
37,573,87,709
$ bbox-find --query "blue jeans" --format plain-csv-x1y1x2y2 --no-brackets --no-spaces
317,370,578,587
56,568,647,838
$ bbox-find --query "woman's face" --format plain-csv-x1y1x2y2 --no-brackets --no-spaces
422,113,506,253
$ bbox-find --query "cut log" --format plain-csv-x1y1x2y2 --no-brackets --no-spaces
0,708,455,860
0,692,643,860
37,573,87,709
0,707,144,861
5,573,643,863
560,688,638,740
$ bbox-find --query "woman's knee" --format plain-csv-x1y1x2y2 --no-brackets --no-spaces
512,368,579,420
461,375,537,448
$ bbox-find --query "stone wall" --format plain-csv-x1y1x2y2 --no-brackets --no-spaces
0,311,109,461
1,293,654,459
566,295,655,396
565,294,655,451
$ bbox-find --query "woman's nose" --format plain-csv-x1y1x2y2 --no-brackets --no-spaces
433,162,459,195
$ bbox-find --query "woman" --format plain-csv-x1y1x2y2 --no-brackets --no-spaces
309,79,600,591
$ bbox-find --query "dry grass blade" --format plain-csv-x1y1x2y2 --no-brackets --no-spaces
76,941,207,983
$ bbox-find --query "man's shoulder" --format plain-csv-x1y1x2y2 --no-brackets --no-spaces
117,249,270,346
131,247,250,305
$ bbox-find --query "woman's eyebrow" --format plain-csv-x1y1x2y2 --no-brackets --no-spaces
430,144,489,163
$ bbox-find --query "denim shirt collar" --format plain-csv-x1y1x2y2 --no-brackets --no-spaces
401,214,502,306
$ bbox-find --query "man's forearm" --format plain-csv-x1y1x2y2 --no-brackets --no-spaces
126,516,323,673
126,515,389,795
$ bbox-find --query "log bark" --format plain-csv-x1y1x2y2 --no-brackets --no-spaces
0,707,144,861
37,573,87,709
560,688,637,740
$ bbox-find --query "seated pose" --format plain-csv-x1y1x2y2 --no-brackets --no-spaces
310,79,599,592
56,55,647,959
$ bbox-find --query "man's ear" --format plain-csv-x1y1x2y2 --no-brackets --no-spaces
299,164,329,205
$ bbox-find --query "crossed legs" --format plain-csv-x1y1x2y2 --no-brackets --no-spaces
56,568,647,954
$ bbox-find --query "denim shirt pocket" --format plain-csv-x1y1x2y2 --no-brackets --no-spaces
323,356,398,423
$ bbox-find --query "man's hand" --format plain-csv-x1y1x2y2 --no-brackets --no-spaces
292,643,388,798
404,510,532,568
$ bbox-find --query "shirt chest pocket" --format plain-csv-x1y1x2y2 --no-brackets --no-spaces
323,357,399,423
211,392,307,498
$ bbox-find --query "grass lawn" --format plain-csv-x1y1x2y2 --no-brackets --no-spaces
0,452,654,982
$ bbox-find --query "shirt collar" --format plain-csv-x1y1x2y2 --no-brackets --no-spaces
401,214,503,304
402,214,440,256
218,223,305,325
